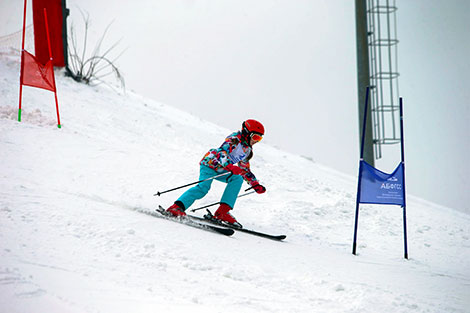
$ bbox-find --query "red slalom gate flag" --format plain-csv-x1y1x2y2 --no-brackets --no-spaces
18,3,61,128
20,50,56,92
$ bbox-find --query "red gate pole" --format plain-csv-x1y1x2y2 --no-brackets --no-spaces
18,0,28,122
43,8,62,128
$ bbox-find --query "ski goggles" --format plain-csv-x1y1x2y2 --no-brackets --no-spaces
250,133,263,142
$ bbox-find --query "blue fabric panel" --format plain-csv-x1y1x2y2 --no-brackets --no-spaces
359,161,405,206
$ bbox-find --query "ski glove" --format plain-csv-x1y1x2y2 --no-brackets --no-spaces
225,164,243,175
252,182,266,194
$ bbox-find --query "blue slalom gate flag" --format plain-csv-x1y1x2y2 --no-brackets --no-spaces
359,161,405,206
353,89,408,258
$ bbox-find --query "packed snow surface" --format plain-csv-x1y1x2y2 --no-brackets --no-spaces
0,54,469,313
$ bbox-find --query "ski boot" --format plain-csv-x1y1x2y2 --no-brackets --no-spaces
213,203,242,228
166,201,186,217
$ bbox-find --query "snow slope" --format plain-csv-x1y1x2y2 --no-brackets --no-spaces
1,53,469,313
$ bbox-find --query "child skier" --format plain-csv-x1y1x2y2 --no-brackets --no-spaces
166,119,266,227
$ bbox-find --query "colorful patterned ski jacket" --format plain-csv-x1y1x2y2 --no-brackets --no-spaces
200,131,259,186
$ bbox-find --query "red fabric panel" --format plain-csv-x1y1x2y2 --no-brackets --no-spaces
32,0,65,67
21,50,56,92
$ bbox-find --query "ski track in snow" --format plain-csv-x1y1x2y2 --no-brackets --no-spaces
1,53,470,313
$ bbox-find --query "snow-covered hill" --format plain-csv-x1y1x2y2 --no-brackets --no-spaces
1,53,469,313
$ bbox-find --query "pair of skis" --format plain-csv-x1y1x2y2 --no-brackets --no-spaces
156,206,286,241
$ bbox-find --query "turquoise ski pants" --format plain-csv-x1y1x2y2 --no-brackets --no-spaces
177,165,243,210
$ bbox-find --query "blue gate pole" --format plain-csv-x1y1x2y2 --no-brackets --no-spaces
353,86,370,255
400,98,409,259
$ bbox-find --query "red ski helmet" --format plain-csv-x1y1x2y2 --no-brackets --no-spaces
242,119,264,144
242,119,265,136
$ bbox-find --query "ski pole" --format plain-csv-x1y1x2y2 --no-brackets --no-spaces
190,190,256,212
154,172,230,196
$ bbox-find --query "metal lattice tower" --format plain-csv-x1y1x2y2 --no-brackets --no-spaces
367,0,401,159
